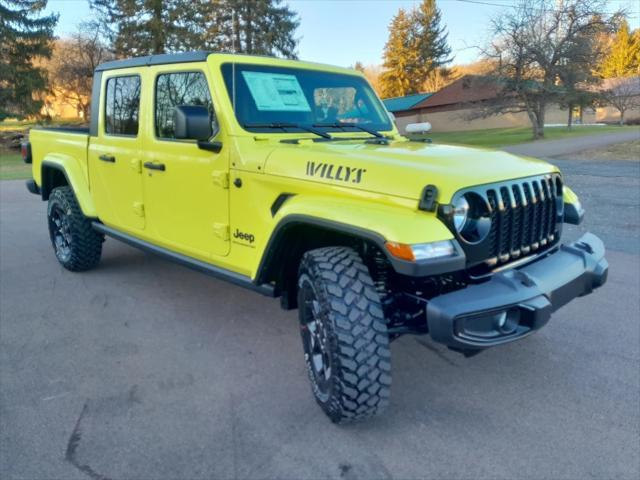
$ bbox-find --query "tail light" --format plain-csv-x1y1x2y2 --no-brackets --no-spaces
21,142,32,164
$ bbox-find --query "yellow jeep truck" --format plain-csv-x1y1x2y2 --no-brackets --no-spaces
23,52,608,423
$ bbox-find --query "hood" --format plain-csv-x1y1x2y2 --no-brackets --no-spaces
263,139,558,202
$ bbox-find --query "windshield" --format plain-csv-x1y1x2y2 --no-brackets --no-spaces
221,63,392,134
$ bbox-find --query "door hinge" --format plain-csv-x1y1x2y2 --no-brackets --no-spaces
132,202,145,217
130,158,142,173
212,171,229,189
213,223,229,241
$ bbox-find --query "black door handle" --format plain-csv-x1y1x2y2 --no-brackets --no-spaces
99,154,115,163
143,161,166,171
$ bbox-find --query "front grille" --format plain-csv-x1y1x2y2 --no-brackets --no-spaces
441,175,564,273
485,177,561,263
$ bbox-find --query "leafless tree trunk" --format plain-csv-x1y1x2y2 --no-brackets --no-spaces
474,0,616,140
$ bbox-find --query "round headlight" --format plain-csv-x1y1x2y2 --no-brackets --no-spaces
452,193,492,244
453,196,469,232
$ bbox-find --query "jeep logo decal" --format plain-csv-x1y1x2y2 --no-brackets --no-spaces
233,229,255,243
305,161,366,184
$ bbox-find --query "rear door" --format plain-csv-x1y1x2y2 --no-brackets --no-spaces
88,72,145,231
141,67,229,259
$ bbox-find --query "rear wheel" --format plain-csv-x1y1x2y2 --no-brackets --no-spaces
297,246,391,423
47,186,103,271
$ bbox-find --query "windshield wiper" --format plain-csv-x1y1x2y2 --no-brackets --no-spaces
243,122,332,140
313,122,385,139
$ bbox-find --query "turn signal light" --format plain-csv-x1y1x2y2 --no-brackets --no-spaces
385,242,415,261
385,240,456,262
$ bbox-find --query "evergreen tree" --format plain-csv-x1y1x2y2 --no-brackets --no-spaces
411,0,451,81
380,0,451,97
90,0,299,59
89,0,200,56
380,9,415,98
194,0,299,59
598,20,640,78
0,0,58,120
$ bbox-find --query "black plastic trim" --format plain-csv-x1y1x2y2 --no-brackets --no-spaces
95,51,212,72
25,179,40,195
197,140,223,153
564,202,584,225
426,232,608,350
418,184,438,212
439,173,564,270
32,126,89,134
40,161,71,200
270,193,295,217
255,214,466,284
92,222,275,297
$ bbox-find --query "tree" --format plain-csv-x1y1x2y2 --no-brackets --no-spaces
380,0,451,98
423,67,453,93
193,0,299,58
411,0,451,80
90,0,299,59
89,0,200,56
380,9,416,98
48,26,114,119
597,20,640,78
601,77,640,125
478,0,617,139
0,0,58,120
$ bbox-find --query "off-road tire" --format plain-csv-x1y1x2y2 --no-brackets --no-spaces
47,186,103,271
297,246,391,423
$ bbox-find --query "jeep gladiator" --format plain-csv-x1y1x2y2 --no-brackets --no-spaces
23,52,608,423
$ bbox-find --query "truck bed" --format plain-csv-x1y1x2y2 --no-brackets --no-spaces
29,127,90,189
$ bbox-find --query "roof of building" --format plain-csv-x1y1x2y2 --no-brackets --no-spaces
414,75,502,110
382,93,433,113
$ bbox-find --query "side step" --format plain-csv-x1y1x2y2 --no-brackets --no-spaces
92,222,276,297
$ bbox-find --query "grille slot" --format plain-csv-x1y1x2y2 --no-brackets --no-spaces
483,176,560,267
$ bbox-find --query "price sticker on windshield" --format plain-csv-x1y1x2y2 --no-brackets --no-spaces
242,71,311,112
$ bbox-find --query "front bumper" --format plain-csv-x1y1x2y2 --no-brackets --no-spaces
426,232,608,350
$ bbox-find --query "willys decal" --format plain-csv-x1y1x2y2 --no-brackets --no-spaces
305,161,366,184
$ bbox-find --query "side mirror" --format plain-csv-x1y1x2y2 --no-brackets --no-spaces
405,122,432,135
174,105,213,141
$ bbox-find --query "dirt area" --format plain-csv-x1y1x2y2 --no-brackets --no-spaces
565,140,640,161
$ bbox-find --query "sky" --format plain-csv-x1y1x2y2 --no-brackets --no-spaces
45,0,640,68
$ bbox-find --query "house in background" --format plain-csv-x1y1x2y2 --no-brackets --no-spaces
383,75,614,133
382,92,433,123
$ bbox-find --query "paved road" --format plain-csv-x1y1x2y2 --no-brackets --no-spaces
503,129,639,157
1,154,639,479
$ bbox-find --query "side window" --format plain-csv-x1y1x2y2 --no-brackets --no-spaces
155,71,218,139
104,75,141,136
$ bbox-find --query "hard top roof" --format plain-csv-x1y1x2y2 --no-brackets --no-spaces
95,51,213,72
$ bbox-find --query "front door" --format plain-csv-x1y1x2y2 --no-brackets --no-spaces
142,69,230,259
89,73,145,231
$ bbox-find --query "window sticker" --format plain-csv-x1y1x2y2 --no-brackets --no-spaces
241,71,311,112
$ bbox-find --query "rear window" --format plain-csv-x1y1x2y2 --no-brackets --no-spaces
104,75,141,136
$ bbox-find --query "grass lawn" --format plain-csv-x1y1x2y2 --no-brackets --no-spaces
413,125,638,149
0,118,85,181
0,118,86,132
0,148,31,180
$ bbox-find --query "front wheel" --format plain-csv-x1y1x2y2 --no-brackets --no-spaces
297,246,391,423
47,186,103,271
